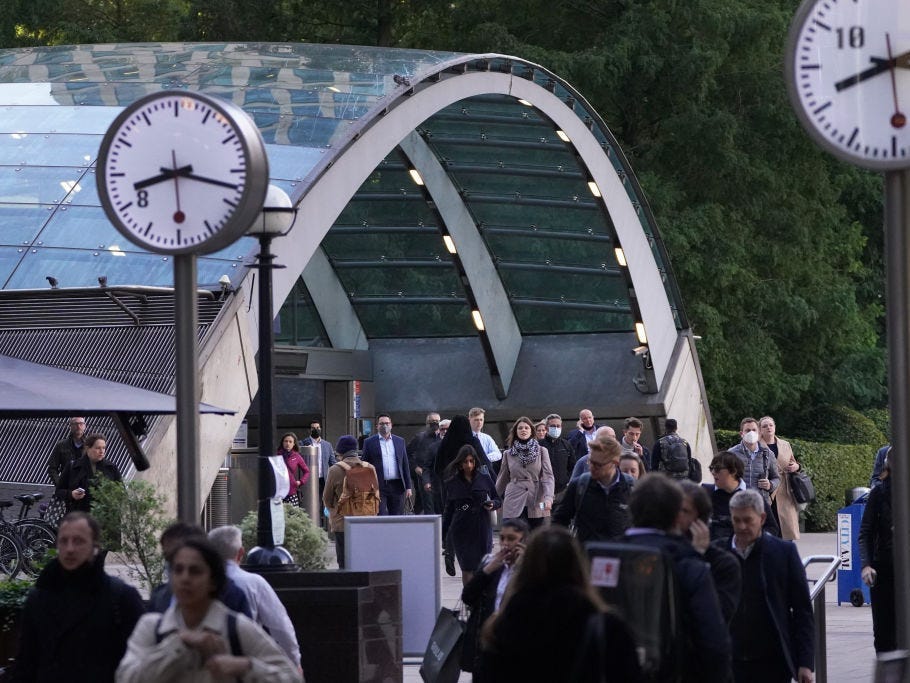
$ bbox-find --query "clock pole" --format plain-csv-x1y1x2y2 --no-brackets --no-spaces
174,253,201,523
884,171,910,655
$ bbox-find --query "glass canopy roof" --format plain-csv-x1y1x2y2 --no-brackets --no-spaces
0,43,684,343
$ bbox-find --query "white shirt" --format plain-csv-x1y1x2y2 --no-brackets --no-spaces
379,434,400,480
225,561,301,665
475,431,502,463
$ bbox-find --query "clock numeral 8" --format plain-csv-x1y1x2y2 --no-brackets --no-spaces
836,26,864,50
137,190,149,208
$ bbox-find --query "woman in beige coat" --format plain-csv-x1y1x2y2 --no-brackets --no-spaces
760,415,801,540
495,416,554,529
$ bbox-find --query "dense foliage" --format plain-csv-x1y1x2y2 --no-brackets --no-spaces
240,504,329,571
0,0,887,431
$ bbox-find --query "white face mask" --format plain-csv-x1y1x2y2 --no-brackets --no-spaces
548,426,561,439
742,430,759,445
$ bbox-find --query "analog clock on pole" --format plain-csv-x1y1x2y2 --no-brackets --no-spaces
785,0,910,170
96,90,269,254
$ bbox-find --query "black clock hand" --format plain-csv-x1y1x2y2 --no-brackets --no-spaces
132,164,193,190
172,167,239,190
835,50,910,92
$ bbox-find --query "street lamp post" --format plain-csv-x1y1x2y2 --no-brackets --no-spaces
245,185,297,567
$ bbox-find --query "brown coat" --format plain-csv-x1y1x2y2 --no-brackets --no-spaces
764,437,800,540
495,445,554,519
322,455,379,532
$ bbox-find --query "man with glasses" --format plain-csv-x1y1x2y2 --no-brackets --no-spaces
46,416,86,487
362,413,413,515
552,432,632,543
407,412,441,514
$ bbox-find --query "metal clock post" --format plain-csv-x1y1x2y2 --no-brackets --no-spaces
786,0,910,668
96,91,269,522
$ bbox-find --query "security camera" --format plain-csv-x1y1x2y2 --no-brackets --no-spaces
218,274,231,287
632,345,649,356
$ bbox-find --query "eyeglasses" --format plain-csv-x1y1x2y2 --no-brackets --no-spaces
709,466,727,474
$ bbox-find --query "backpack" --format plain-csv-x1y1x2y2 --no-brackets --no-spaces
687,457,702,483
336,461,380,517
658,434,689,477
585,541,686,682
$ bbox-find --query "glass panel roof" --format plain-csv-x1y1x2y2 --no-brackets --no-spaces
275,278,330,347
0,43,684,343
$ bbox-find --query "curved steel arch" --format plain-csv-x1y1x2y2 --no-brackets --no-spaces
265,55,682,392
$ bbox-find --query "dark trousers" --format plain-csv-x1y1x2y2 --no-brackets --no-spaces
519,507,546,530
733,657,790,683
380,478,406,515
334,531,346,569
872,561,897,652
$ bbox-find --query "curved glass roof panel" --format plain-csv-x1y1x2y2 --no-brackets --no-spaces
275,278,330,347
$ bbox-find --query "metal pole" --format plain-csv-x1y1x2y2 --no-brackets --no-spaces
174,253,200,523
256,234,276,550
884,170,910,668
300,444,320,526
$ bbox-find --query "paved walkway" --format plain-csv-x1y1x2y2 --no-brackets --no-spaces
404,532,876,683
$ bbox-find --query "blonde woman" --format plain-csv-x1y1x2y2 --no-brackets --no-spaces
759,416,801,540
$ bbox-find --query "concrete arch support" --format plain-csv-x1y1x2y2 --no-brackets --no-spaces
398,131,522,394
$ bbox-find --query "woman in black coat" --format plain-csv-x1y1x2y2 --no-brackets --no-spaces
56,433,122,513
860,456,895,653
442,445,500,586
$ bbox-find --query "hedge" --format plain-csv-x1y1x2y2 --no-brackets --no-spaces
712,430,875,531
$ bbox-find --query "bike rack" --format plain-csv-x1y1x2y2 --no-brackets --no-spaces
803,554,841,683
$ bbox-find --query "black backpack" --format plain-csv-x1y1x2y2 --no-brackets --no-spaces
585,541,686,681
659,434,690,478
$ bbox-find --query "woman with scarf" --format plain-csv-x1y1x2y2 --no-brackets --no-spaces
442,445,501,586
496,416,554,529
278,432,310,507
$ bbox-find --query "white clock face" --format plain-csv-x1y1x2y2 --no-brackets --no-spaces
97,91,268,254
786,0,910,170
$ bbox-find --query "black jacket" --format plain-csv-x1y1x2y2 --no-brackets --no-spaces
551,472,632,543
859,478,892,568
407,429,440,471
11,557,144,682
56,454,122,513
460,560,505,675
539,435,576,493
46,438,83,488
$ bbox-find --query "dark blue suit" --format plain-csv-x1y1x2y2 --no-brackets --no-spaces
729,533,814,681
362,433,413,515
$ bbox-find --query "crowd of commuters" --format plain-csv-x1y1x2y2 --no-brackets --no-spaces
37,410,898,682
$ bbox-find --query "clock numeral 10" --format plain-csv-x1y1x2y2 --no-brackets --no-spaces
836,26,865,49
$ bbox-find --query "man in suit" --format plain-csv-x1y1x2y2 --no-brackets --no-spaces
728,489,814,683
300,418,336,504
566,408,602,460
362,413,413,515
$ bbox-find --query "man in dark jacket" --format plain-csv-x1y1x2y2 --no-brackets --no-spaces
622,475,732,683
552,433,631,543
45,416,86,487
729,489,814,683
539,413,576,498
407,412,441,514
566,408,602,460
12,512,144,682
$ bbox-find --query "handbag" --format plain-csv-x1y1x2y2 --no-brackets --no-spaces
44,494,68,528
419,604,466,683
789,469,816,505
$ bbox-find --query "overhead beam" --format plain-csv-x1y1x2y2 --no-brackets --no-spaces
301,247,369,351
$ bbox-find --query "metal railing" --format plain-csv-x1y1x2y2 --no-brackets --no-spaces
803,554,842,683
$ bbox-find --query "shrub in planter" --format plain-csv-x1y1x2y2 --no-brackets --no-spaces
240,504,329,570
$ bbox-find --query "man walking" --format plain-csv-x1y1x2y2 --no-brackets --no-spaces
208,525,301,668
46,416,86,487
728,489,814,683
539,413,576,498
324,435,380,568
12,512,144,682
729,417,779,506
567,408,601,460
362,414,412,515
300,419,335,504
407,412,441,514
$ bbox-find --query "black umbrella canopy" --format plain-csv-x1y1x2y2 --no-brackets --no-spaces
0,355,234,471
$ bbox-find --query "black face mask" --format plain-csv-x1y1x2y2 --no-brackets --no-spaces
428,421,440,431
310,429,321,439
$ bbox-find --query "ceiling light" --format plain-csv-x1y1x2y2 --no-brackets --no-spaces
443,235,456,254
556,130,570,142
587,180,601,198
472,310,485,331
635,322,648,345
408,168,424,186
517,98,533,107
614,247,627,267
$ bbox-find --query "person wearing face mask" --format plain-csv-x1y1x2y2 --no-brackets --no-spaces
361,413,413,515
300,419,335,511
538,413,576,499
728,417,779,507
407,412,442,514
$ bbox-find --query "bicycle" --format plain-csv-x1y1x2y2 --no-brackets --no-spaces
0,493,56,578
0,506,22,579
